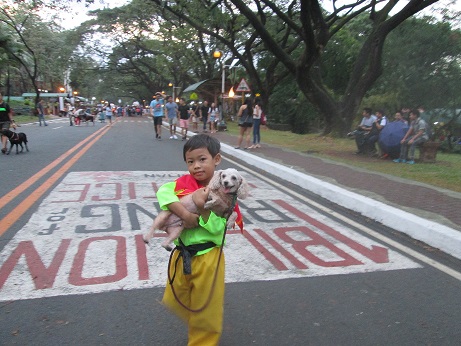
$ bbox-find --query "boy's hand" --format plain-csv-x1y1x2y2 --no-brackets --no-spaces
182,212,200,229
192,187,212,222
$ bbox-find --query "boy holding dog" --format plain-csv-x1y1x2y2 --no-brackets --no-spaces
153,134,230,345
0,92,16,154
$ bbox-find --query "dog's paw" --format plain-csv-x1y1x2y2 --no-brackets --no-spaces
162,244,173,252
143,234,151,244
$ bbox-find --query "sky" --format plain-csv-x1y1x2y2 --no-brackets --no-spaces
57,0,461,31
59,0,130,29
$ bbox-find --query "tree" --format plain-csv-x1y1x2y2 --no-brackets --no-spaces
0,6,42,105
153,0,443,135
75,0,227,102
1,3,75,106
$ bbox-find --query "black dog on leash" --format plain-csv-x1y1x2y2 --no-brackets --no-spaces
1,129,29,155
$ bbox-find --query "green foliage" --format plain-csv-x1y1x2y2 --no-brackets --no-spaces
374,17,461,110
1,4,75,96
320,18,367,96
361,92,402,118
268,77,321,134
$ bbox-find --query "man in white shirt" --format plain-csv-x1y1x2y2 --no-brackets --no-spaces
363,110,388,155
352,108,377,154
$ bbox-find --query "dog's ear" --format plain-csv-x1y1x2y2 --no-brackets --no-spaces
208,170,222,190
237,175,250,199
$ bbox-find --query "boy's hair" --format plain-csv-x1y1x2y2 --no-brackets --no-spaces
183,134,221,161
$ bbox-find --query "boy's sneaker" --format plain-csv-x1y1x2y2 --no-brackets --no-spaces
407,160,415,165
173,135,178,140
169,135,174,139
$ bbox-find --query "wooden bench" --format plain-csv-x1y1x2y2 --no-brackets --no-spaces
419,141,440,163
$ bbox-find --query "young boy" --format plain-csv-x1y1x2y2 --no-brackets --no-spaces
157,134,227,345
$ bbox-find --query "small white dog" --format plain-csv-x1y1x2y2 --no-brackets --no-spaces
143,168,249,251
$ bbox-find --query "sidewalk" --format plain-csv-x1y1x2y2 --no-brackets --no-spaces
211,130,461,261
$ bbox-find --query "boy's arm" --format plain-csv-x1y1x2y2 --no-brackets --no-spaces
157,181,199,228
167,201,199,229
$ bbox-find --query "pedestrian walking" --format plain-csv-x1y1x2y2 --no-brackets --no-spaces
249,98,262,149
150,92,164,140
165,95,179,139
36,99,48,126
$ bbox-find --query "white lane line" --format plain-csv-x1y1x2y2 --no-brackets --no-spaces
224,156,461,282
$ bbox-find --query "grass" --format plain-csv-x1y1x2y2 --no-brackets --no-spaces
12,115,461,193
13,115,38,123
225,121,461,193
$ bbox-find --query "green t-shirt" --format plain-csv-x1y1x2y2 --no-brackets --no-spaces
0,102,11,122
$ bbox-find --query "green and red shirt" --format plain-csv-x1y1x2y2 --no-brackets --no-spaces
157,174,243,255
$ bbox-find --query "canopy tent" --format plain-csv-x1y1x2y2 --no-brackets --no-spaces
22,93,88,102
183,79,232,101
183,80,209,93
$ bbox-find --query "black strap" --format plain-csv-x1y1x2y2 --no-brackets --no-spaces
169,240,216,284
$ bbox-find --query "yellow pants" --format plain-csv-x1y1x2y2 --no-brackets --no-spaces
162,247,225,346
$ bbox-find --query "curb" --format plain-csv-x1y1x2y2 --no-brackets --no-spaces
219,143,461,261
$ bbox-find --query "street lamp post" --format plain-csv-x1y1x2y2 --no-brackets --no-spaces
168,83,181,102
212,51,226,124
213,50,241,128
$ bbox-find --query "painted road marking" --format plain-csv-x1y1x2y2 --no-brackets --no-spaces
224,156,461,281
0,171,421,302
0,126,112,236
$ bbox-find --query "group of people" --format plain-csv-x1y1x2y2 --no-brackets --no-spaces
234,97,264,149
350,107,430,164
149,93,234,141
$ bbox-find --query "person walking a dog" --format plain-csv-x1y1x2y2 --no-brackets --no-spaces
150,92,164,140
0,92,16,154
36,99,48,126
151,134,241,345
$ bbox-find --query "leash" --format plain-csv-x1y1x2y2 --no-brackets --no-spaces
167,193,238,313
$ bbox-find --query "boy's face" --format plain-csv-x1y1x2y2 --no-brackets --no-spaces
185,148,221,186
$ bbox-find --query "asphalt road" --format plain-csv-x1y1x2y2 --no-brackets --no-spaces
0,116,460,345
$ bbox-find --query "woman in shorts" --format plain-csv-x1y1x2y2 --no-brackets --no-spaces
209,102,219,133
178,98,190,140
